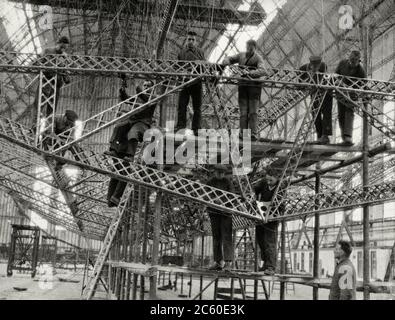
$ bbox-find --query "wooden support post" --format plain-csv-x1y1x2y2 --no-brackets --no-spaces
313,171,320,300
199,234,204,300
107,264,112,300
140,276,145,300
126,271,131,300
213,278,218,300
132,273,138,300
188,274,193,298
149,192,162,299
280,220,286,300
230,278,234,300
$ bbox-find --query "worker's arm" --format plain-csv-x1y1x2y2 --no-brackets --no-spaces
222,53,241,66
248,53,267,78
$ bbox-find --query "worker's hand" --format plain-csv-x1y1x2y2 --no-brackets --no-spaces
222,56,230,65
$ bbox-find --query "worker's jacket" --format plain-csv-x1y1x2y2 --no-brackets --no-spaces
329,257,357,300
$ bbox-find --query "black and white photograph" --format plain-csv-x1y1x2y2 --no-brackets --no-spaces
0,0,394,310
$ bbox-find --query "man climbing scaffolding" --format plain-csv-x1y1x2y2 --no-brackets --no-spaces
106,77,158,207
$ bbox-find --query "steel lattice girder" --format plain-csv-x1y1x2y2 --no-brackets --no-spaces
51,76,200,152
0,142,109,216
82,183,134,299
268,90,327,217
1,117,395,230
272,181,395,221
0,51,394,100
0,117,262,222
0,178,107,238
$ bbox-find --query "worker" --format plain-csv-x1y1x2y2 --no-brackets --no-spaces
175,31,205,136
254,168,284,275
335,50,367,146
329,240,356,300
206,164,235,271
35,36,71,119
106,79,157,207
222,39,266,141
41,109,79,169
299,56,333,145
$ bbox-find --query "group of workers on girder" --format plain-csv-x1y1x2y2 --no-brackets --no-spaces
36,32,362,299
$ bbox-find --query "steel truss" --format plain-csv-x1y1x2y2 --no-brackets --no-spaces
0,51,394,243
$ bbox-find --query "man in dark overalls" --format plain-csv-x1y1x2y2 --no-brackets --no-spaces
223,39,266,141
175,31,206,136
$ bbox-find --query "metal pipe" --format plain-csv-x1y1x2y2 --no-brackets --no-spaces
280,220,286,300
292,143,391,185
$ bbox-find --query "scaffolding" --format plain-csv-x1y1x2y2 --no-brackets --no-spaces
0,0,394,301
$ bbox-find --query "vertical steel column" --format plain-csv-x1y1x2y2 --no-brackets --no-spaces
254,229,259,300
107,264,112,300
361,24,371,300
313,171,321,300
280,220,286,300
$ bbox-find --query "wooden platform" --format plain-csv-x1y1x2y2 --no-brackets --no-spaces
162,133,363,167
104,262,395,295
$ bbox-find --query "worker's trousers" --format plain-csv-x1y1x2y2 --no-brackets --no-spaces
176,82,202,134
256,221,279,270
337,98,356,140
238,85,261,136
312,91,333,138
208,211,233,263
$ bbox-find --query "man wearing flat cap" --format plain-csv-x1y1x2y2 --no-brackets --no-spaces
206,163,235,271
299,55,333,145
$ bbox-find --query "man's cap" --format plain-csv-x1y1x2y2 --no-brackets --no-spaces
65,110,78,122
57,36,70,45
309,55,322,64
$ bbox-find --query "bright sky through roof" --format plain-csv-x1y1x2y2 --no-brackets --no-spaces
209,0,287,63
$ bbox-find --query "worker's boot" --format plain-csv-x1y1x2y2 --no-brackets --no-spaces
208,262,222,271
318,135,330,145
263,267,276,276
339,136,354,146
223,261,233,272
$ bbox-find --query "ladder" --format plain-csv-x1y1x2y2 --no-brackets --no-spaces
82,183,134,300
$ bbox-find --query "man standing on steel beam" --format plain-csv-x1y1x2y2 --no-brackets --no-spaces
206,164,235,272
299,56,333,145
329,240,357,300
222,39,266,141
254,167,282,275
335,50,367,146
175,31,205,136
